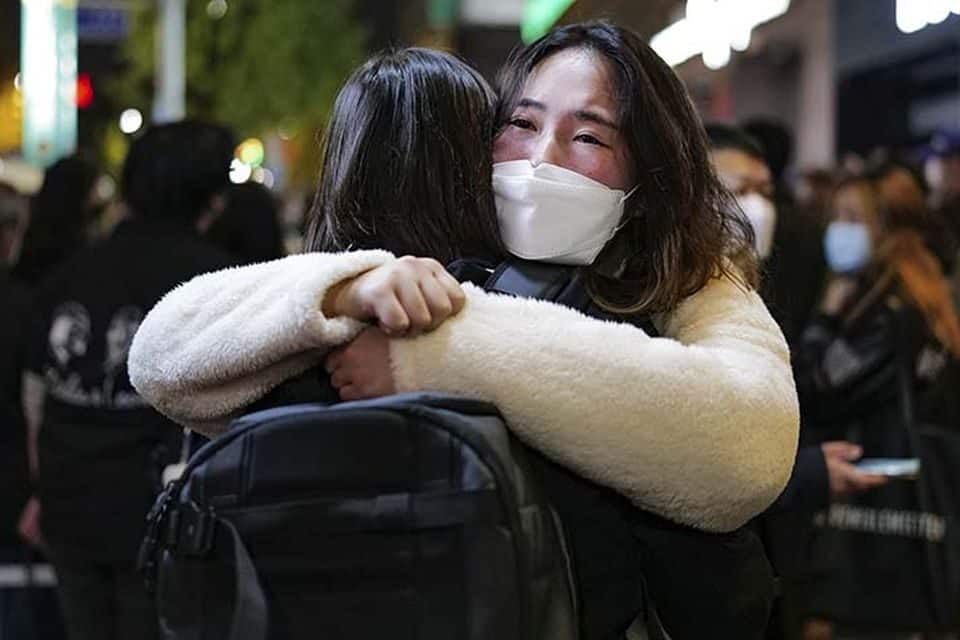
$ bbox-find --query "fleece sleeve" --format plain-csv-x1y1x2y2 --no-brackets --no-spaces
389,275,800,532
128,251,393,435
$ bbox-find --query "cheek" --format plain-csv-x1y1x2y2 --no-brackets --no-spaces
567,151,631,191
493,130,528,163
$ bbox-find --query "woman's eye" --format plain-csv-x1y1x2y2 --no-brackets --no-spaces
509,117,534,130
575,133,604,146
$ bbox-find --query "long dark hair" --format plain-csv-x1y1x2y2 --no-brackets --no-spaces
497,22,757,315
306,48,505,265
13,156,99,285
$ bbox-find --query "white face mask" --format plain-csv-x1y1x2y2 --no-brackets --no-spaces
492,161,636,266
738,192,777,260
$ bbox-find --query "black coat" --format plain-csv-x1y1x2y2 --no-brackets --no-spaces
28,219,234,564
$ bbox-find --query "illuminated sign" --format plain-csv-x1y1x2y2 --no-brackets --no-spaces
21,0,78,167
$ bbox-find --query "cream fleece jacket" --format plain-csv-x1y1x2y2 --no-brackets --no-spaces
128,250,799,532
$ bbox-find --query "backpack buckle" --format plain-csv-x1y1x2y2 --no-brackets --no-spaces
165,501,217,557
138,481,179,593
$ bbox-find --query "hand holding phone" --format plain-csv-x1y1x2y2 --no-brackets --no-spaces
822,442,891,498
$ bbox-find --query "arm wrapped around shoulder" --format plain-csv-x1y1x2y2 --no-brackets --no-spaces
128,250,394,436
389,273,800,532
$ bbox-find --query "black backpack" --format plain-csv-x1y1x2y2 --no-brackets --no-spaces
139,393,579,640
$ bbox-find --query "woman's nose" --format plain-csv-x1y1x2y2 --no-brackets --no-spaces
530,137,563,169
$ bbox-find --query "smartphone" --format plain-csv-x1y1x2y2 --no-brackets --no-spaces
855,458,920,479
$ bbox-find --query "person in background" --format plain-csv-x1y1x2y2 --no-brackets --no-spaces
874,161,955,271
924,130,960,230
743,118,795,204
794,169,836,225
0,184,31,550
0,183,26,266
22,123,236,640
707,125,884,509
12,157,99,287
871,160,960,445
204,181,285,264
706,124,886,640
794,175,960,638
706,123,826,345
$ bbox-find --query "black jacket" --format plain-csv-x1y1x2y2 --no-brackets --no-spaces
793,284,926,443
28,219,234,564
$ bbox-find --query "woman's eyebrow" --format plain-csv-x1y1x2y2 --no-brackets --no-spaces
517,98,546,110
515,98,619,131
574,109,619,130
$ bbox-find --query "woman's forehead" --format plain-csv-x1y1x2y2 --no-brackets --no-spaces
521,49,619,119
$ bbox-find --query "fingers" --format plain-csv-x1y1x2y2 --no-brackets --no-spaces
324,328,395,401
324,348,344,374
419,275,455,331
433,267,467,315
822,441,863,461
394,276,432,334
373,295,410,336
357,257,464,336
329,367,350,390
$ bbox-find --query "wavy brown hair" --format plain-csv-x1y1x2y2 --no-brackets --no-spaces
840,174,960,358
496,21,757,315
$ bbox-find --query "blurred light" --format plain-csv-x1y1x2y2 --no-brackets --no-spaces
897,0,960,33
277,122,295,141
428,0,457,28
651,0,790,70
251,167,276,189
521,0,576,43
75,73,93,109
230,158,251,184
13,73,21,92
728,18,752,52
119,108,143,134
703,43,731,70
261,168,275,189
927,0,952,24
94,174,116,201
236,138,265,167
206,0,228,20
650,20,699,67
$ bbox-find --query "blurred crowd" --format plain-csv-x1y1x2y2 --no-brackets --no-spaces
0,123,286,640
2,97,960,640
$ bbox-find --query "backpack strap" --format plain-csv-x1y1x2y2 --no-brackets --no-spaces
481,257,660,335
483,258,592,310
218,518,269,640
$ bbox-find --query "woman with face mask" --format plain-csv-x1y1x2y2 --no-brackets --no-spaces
130,27,798,637
794,175,960,636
